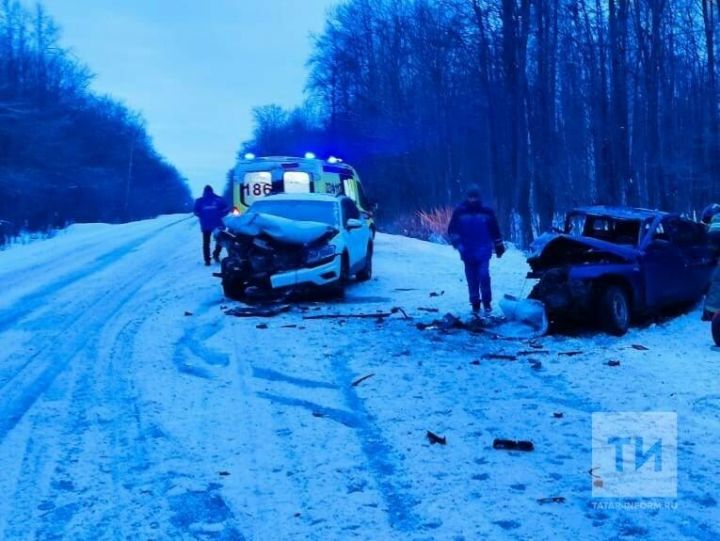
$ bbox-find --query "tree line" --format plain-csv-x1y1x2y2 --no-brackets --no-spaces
241,0,720,245
0,0,191,242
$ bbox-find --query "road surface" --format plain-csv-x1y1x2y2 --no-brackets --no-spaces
0,215,718,540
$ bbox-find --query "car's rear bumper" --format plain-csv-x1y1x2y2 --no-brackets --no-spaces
270,256,341,289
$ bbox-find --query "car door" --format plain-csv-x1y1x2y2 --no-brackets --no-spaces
670,218,715,300
641,218,689,307
340,198,368,271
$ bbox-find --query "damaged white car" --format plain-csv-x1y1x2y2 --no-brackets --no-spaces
215,194,374,299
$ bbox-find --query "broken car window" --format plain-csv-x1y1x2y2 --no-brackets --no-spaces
566,213,641,246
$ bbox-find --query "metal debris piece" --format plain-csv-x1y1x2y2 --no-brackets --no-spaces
351,373,375,387
225,304,292,318
537,497,565,505
482,353,517,361
493,439,534,452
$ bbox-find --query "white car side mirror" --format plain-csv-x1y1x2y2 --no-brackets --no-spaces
346,218,363,230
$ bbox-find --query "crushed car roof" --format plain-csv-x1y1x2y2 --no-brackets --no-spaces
570,206,668,220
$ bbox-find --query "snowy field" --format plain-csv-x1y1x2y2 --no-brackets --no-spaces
0,214,718,540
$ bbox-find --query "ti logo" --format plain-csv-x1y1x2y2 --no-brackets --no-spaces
608,436,663,473
592,412,677,498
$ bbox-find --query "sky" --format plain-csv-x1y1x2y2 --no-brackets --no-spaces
40,0,336,196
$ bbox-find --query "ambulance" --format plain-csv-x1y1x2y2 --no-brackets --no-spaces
232,153,375,234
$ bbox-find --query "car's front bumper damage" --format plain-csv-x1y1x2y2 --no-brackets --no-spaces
269,256,341,289
528,268,594,319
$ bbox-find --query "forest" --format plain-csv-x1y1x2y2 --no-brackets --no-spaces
0,0,191,242
242,0,720,245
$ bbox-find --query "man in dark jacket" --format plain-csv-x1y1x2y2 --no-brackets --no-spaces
193,185,230,265
702,204,720,320
448,185,505,314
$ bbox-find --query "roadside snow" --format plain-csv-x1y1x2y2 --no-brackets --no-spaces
0,215,717,540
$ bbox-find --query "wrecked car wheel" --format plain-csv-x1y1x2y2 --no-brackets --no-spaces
220,257,246,300
340,253,350,283
357,243,373,282
330,254,350,297
222,279,246,300
600,285,630,336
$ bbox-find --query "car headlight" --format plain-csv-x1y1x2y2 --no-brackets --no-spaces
306,244,337,265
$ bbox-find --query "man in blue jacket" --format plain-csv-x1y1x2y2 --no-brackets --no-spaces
194,185,230,266
447,185,505,314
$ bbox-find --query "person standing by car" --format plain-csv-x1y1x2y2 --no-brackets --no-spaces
194,185,230,266
447,185,505,314
702,204,720,321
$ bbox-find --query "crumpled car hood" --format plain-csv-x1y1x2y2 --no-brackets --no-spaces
224,212,338,246
528,234,639,271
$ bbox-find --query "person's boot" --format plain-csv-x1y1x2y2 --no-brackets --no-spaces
483,303,492,315
204,259,211,266
471,302,481,314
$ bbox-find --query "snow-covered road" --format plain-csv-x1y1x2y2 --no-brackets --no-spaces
0,215,718,540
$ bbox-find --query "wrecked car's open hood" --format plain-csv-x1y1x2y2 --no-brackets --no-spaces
528,234,639,271
224,212,338,245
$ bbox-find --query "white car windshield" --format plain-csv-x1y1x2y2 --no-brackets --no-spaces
251,200,339,226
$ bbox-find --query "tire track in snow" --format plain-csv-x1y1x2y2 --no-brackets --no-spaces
225,322,329,540
328,353,420,533
3,349,96,540
0,215,192,334
0,348,85,540
0,222,152,292
46,314,242,540
0,215,191,284
172,308,230,378
0,219,193,444
0,218,196,384
239,311,420,534
0,241,186,539
32,317,157,540
2,229,245,539
94,308,243,540
81,259,243,540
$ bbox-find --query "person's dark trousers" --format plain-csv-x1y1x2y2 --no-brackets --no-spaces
202,231,221,264
463,257,492,308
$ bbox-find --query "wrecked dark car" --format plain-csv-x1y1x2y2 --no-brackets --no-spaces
527,206,716,335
